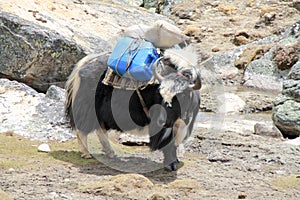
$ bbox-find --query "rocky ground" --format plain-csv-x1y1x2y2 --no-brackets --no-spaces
1,0,300,199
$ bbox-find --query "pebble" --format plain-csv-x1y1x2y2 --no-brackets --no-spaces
38,143,51,153
48,191,59,199
8,168,15,172
238,193,247,199
207,151,231,163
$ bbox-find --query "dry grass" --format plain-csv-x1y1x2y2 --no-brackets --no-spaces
271,175,300,189
0,133,98,171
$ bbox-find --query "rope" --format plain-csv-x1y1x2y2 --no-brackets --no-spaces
115,38,144,77
136,89,150,121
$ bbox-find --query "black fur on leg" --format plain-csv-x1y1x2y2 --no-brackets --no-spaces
149,128,173,151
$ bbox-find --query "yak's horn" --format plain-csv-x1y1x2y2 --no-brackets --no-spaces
188,70,201,90
152,57,164,82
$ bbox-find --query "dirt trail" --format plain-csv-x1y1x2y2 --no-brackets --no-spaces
1,117,299,200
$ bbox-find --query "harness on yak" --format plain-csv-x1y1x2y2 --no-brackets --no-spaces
102,20,189,120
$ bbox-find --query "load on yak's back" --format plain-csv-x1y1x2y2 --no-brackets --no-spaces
64,20,201,171
106,20,190,82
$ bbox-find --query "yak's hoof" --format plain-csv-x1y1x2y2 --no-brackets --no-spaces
81,153,92,159
165,159,180,171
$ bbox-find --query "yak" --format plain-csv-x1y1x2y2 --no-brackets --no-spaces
65,47,201,171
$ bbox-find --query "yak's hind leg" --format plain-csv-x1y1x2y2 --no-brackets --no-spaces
95,127,115,158
76,130,92,159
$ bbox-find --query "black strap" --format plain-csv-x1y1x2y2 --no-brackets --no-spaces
136,89,150,121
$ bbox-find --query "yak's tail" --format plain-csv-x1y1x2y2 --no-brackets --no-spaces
64,54,102,130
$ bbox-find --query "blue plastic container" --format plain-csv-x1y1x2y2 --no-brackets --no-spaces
107,37,159,82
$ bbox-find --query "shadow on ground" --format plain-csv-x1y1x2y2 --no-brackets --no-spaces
50,150,180,183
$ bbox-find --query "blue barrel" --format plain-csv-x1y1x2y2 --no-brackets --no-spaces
107,37,159,82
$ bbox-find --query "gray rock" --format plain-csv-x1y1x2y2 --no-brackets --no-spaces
243,59,286,92
288,60,300,80
207,151,232,163
0,78,73,142
142,0,158,9
46,85,65,101
254,122,282,138
272,48,300,138
114,0,143,7
272,99,300,138
142,0,182,15
282,79,300,99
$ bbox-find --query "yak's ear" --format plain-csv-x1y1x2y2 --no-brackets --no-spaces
159,73,190,106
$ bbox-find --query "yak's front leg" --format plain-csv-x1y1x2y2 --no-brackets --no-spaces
162,134,180,171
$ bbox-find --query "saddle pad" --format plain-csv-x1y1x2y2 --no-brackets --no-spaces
102,68,154,90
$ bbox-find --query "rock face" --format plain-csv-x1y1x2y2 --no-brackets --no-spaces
0,0,170,92
272,61,300,139
0,12,86,92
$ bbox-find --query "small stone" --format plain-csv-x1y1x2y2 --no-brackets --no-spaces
207,151,231,163
207,27,213,32
212,47,220,52
4,130,14,136
0,87,6,94
38,143,51,153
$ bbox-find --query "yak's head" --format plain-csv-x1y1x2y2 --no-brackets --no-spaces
152,47,201,106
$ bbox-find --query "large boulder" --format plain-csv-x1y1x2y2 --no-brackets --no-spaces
0,0,170,92
242,21,300,92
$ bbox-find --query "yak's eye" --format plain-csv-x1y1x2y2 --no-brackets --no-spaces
182,71,192,80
